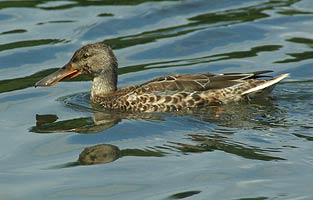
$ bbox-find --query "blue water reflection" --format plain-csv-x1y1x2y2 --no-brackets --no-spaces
0,0,313,199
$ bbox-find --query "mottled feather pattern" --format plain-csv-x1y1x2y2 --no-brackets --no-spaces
93,71,284,112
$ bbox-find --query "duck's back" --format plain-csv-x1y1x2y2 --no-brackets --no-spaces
94,71,288,112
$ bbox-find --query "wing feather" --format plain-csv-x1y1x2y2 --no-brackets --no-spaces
129,71,273,95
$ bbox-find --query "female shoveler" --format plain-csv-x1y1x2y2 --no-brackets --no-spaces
35,42,289,112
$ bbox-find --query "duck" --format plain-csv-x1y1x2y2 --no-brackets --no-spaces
35,42,289,112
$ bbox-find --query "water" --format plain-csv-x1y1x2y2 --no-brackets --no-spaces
0,0,313,199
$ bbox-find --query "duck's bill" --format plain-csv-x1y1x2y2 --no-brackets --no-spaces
35,63,81,87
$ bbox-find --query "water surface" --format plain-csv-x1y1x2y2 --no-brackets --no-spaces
0,0,313,199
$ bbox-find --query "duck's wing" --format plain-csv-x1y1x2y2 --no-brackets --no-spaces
134,71,273,94
221,70,273,78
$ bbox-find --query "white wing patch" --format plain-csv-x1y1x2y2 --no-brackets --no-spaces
242,74,289,95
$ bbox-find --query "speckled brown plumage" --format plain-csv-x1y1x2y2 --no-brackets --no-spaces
92,71,287,112
35,42,289,112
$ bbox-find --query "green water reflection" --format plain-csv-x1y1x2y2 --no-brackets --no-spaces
0,44,281,94
0,0,312,199
167,134,285,161
0,39,66,52
105,0,300,50
0,0,180,10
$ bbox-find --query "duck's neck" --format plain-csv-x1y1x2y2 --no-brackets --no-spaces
91,72,117,99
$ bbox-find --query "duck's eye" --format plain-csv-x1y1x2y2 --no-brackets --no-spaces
83,52,90,58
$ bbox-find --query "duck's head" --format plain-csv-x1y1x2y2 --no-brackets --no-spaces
35,42,118,96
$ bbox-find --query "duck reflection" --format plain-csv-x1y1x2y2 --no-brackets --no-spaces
31,112,120,134
79,144,121,165
166,134,285,161
34,97,286,167
53,131,284,168
51,143,165,168
31,112,160,134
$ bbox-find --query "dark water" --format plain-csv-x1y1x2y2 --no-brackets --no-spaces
1,0,313,199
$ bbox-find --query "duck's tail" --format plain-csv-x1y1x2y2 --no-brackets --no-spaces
241,73,289,96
